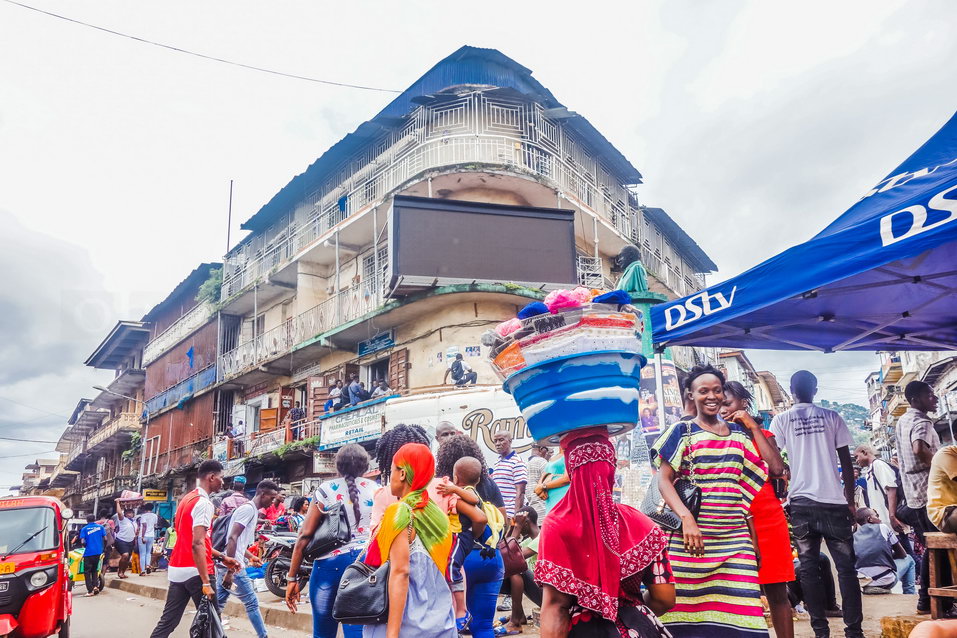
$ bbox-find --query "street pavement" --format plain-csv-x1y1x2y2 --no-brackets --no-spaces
69,572,918,638
71,586,310,638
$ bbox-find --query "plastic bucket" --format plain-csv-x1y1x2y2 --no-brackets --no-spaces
502,350,647,443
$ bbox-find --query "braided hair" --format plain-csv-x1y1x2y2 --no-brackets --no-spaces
335,443,370,524
374,423,430,481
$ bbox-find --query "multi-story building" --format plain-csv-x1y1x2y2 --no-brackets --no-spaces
51,46,720,500
199,46,717,485
58,320,150,516
868,350,957,457
138,263,222,509
715,350,789,422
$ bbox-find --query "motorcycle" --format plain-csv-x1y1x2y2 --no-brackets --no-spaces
261,531,309,598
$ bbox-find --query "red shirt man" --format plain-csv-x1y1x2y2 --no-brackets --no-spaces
149,461,239,638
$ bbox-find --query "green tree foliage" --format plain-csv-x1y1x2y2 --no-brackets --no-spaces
196,267,222,304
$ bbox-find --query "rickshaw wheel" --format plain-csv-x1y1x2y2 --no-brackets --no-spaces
58,617,70,638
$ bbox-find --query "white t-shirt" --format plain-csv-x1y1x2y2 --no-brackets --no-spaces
223,502,258,568
168,489,214,583
864,459,898,526
137,512,158,539
115,517,136,542
770,403,854,505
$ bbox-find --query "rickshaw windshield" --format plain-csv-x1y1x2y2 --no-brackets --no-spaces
0,507,58,556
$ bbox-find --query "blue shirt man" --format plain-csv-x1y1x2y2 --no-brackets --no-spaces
79,518,106,557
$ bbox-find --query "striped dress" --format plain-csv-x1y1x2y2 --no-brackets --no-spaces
651,420,769,638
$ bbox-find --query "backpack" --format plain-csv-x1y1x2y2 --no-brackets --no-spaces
872,459,918,526
450,360,464,382
210,511,234,553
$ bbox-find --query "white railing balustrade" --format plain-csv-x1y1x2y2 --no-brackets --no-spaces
87,412,141,449
219,279,383,380
220,93,688,302
143,302,215,365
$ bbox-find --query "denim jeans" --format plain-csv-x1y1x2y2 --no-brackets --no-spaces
463,547,505,638
896,555,917,594
138,538,154,572
789,497,863,638
216,565,269,638
309,549,362,638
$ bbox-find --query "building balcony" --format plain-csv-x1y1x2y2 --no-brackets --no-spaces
97,475,137,499
143,302,215,366
48,464,78,488
86,412,141,454
65,440,89,471
218,281,545,387
145,364,218,415
888,392,908,418
221,92,710,306
882,356,903,384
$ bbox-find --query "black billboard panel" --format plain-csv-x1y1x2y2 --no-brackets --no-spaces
390,195,577,292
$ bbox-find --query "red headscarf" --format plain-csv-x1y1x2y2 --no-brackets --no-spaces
534,427,667,621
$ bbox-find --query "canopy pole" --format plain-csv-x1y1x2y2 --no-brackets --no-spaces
654,352,667,434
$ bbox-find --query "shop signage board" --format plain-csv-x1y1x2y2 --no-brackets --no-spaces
318,399,386,450
143,489,168,501
357,330,395,356
313,452,337,474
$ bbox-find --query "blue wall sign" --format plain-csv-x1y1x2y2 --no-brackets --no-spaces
357,330,395,356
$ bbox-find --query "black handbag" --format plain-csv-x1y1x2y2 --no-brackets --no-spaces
332,560,391,625
304,502,351,561
332,523,412,625
641,420,702,532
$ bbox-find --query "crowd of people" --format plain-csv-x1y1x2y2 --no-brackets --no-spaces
71,362,957,638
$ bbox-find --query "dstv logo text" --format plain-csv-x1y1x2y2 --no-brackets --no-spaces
879,183,957,246
664,287,738,331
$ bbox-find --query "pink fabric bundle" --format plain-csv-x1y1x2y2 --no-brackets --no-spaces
544,288,590,312
495,318,523,337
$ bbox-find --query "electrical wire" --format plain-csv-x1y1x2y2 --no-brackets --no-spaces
0,436,59,443
0,450,57,459
1,0,402,93
0,395,70,420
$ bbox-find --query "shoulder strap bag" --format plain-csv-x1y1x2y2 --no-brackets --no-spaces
303,501,352,562
332,521,413,625
640,419,702,532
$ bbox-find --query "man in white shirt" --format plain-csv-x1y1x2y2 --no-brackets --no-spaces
217,480,279,638
853,445,903,530
770,370,863,638
114,509,137,579
136,503,159,576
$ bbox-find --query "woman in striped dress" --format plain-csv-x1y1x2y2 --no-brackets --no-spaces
651,365,770,638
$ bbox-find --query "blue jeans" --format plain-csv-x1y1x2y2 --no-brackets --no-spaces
896,555,917,594
309,550,362,638
463,547,505,638
137,538,154,572
215,565,268,638
790,498,864,638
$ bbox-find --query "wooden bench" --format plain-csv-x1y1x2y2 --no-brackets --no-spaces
926,532,957,618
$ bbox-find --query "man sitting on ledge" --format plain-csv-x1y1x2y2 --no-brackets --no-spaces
928,445,957,533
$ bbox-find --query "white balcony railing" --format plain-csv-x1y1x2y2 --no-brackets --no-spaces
221,92,705,301
143,301,215,366
219,278,384,380
87,412,140,450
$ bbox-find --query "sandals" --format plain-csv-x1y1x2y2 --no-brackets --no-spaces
455,611,472,632
493,626,522,636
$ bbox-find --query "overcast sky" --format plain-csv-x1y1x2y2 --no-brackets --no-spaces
1,0,955,491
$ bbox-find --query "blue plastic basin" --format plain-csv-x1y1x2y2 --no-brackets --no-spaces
502,350,647,443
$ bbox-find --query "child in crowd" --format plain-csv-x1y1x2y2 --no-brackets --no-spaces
854,508,915,594
436,456,489,631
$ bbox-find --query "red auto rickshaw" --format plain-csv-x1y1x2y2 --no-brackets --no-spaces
0,496,72,638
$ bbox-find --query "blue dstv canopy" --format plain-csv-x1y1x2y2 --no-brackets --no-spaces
652,110,957,352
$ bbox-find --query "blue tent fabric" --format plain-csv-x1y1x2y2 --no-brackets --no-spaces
651,110,957,352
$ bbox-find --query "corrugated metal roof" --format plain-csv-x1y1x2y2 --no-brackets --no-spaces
141,262,221,323
240,45,643,233
641,207,718,273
